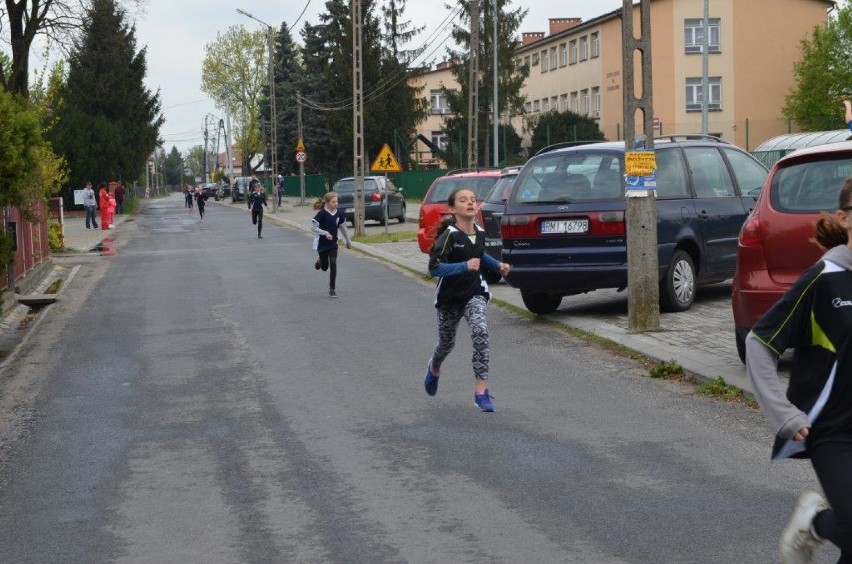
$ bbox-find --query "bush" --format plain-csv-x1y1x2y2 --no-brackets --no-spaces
48,221,64,250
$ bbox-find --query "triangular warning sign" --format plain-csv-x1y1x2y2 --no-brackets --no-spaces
370,143,402,173
295,139,305,152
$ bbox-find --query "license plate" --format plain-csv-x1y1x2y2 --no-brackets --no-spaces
540,219,589,234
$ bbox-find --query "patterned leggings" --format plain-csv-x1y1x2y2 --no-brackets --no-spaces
430,295,489,380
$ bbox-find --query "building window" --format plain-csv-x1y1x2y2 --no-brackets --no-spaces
570,91,578,113
430,90,451,115
685,77,722,111
431,131,448,151
569,40,577,64
531,53,539,66
524,55,531,68
581,89,590,115
525,101,532,113
684,18,721,53
550,47,557,71
560,93,568,111
579,36,589,61
559,43,567,67
551,96,558,112
591,32,600,58
541,50,549,72
592,87,600,118
533,99,541,113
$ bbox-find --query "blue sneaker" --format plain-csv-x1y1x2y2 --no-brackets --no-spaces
424,361,439,396
474,390,495,412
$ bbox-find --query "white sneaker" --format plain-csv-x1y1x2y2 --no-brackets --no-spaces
780,491,828,564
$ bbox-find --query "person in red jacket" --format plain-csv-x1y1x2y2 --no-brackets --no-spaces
98,182,111,230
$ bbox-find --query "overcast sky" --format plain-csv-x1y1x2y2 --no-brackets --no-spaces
125,0,623,155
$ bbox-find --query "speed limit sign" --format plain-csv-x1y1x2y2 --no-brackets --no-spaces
295,151,307,163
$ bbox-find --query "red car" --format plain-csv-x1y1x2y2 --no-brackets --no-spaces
417,169,502,253
732,141,852,362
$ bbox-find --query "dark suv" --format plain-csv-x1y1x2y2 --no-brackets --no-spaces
501,136,769,314
231,176,252,203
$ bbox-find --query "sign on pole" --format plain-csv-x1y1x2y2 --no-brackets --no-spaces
370,143,402,173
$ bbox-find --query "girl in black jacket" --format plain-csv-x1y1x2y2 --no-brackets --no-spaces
423,188,509,412
747,179,852,562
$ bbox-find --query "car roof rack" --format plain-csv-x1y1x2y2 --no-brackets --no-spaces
533,140,607,156
445,167,500,176
654,134,730,144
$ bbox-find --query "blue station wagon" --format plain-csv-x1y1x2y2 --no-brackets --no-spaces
501,136,769,314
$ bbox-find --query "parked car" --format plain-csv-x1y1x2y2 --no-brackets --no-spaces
732,140,852,362
417,169,503,254
218,181,231,200
476,166,523,283
333,176,406,225
500,135,769,315
200,183,218,200
231,176,252,203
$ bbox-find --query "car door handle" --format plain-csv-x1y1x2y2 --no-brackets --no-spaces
697,210,710,219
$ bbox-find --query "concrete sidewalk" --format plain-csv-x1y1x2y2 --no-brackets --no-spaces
57,196,758,395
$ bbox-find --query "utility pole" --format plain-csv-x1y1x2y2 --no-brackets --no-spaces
267,26,278,210
352,0,366,236
701,0,710,135
203,116,209,184
297,91,306,206
492,1,499,167
622,0,660,331
467,0,480,169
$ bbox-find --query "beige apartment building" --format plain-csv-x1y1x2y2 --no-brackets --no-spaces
412,0,834,166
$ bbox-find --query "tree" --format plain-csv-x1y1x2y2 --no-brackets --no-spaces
783,2,852,131
201,25,267,175
441,0,528,168
163,145,182,186
47,0,162,206
259,22,302,177
0,0,146,97
183,145,206,180
527,111,605,155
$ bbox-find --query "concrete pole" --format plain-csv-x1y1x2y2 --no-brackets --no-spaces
492,0,499,167
701,0,709,136
622,0,660,331
467,0,480,169
352,0,366,235
297,92,306,206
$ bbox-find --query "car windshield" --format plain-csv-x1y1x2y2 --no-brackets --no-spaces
425,176,498,203
334,178,379,193
510,151,623,204
485,175,517,204
770,157,852,213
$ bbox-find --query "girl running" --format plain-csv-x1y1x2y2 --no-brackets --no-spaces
248,180,268,238
310,192,351,298
423,188,510,412
747,178,852,563
195,187,206,221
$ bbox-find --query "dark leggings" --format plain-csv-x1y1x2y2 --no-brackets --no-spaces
252,210,263,236
811,441,852,560
198,203,205,219
318,247,338,290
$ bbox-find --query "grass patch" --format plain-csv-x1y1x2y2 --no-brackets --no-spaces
696,376,758,407
648,359,684,379
352,230,417,244
46,279,63,294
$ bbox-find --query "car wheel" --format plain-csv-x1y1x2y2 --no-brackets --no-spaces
735,328,748,365
483,270,501,284
660,249,696,312
521,290,562,315
397,203,406,223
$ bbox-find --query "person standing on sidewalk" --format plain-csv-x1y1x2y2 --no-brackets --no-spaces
310,192,351,298
114,183,126,214
82,182,98,229
747,179,852,563
98,182,111,230
423,188,510,412
247,179,267,238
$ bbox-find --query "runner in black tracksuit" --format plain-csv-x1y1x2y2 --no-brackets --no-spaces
248,182,267,238
748,178,852,563
422,187,509,412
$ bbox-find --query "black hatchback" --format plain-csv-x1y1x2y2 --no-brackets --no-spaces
501,136,768,314
476,166,522,283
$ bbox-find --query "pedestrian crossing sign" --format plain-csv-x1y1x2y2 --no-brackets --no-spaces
370,144,402,173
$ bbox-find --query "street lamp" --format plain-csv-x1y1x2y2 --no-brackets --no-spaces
236,8,278,209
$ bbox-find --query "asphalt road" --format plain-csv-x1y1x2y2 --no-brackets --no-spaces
0,194,839,563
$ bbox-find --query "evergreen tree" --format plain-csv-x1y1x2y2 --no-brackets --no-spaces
48,0,163,206
527,111,605,155
164,146,183,186
783,3,852,130
441,0,528,168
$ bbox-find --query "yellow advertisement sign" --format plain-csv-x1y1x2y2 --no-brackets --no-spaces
625,151,657,177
